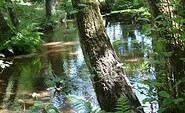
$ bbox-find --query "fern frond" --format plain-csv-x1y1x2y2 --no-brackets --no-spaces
115,96,131,113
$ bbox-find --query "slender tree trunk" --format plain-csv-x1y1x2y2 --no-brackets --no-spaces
45,0,56,19
5,0,19,27
146,0,185,113
0,11,10,35
46,0,52,19
72,0,143,112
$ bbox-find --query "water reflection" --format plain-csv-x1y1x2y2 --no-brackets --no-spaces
0,19,155,112
105,19,157,112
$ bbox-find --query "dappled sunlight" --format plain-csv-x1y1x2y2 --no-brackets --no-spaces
0,15,152,112
43,41,63,46
123,58,145,63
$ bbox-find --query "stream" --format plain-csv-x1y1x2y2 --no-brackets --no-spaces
0,18,157,113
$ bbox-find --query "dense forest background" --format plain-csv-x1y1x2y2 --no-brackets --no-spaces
0,0,185,113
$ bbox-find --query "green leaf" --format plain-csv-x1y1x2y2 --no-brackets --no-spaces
162,51,173,57
150,80,162,87
0,1,6,7
77,4,87,7
158,108,167,113
115,96,131,112
142,98,155,104
113,40,122,45
141,24,153,35
69,10,79,14
156,39,166,50
33,101,46,107
47,106,60,113
173,98,184,104
40,97,51,100
155,14,166,20
162,98,173,106
159,91,170,98
180,58,185,62
137,17,150,22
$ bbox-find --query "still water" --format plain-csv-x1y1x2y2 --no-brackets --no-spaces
0,19,155,113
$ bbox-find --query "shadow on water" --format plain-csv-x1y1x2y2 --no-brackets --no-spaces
0,19,156,112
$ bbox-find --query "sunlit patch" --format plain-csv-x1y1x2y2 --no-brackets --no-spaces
123,51,143,57
43,42,63,46
39,91,51,98
63,41,79,46
68,51,80,55
18,99,34,106
46,49,69,54
19,2,32,6
124,58,144,63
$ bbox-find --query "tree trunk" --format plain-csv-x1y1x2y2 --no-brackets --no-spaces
45,0,56,19
0,11,10,35
5,0,19,27
146,0,185,113
46,0,52,19
72,0,143,112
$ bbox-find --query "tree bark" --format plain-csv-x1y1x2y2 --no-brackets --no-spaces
45,0,56,19
0,11,10,35
72,0,143,112
5,0,19,27
46,0,52,19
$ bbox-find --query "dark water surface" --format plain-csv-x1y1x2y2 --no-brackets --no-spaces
0,19,156,113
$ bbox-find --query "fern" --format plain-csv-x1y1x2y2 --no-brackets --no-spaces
66,95,100,113
115,96,131,113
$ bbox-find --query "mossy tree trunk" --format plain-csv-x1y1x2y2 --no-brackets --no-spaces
72,0,143,112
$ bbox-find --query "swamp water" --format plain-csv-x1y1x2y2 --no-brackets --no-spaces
0,19,157,113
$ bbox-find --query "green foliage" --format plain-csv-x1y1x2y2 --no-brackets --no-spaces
139,4,185,112
111,0,145,11
5,30,43,53
66,95,100,113
141,24,153,35
28,101,61,113
115,96,131,113
111,0,133,10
